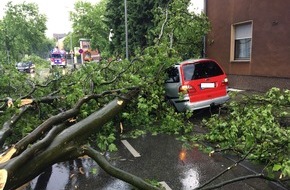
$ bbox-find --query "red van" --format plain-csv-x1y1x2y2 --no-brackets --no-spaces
165,59,229,112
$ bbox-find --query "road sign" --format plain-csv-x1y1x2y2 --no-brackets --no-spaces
78,49,83,54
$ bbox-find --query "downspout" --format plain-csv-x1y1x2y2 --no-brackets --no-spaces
202,0,207,58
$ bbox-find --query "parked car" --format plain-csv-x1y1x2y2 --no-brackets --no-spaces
15,62,35,73
165,58,229,112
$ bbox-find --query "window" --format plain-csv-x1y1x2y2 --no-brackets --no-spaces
189,61,224,80
51,54,66,58
232,22,252,61
51,54,62,58
165,67,180,83
183,64,195,81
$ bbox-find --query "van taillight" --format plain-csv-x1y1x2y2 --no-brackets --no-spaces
179,85,195,94
222,77,229,86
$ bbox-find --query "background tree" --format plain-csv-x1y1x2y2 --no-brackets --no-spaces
104,0,209,59
151,0,210,59
33,38,55,59
0,1,48,63
104,0,169,57
67,0,109,54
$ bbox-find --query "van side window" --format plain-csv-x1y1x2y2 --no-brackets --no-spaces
165,67,180,82
183,64,195,81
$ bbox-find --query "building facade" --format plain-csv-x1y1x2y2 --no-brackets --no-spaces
205,0,290,91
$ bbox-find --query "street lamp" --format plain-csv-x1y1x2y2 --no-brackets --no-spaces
70,32,74,67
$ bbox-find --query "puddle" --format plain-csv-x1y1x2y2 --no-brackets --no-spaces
25,157,133,190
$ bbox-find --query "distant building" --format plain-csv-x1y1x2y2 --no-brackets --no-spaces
52,33,68,51
53,33,67,41
205,0,290,91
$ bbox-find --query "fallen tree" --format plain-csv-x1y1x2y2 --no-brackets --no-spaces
196,88,290,189
0,0,211,188
0,88,163,190
0,70,168,190
0,43,186,190
1,0,288,189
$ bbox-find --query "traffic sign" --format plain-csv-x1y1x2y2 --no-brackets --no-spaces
78,49,83,54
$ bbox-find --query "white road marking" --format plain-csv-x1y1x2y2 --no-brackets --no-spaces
159,181,172,190
121,140,141,157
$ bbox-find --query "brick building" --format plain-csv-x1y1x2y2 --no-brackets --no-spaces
204,0,290,91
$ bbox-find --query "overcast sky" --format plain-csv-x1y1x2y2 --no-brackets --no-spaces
0,0,204,38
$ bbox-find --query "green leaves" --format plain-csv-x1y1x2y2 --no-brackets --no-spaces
273,164,282,172
104,0,209,59
203,88,290,178
153,0,210,59
97,133,117,152
69,0,109,53
0,1,48,62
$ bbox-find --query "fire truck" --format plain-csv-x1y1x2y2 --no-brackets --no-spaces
50,48,67,68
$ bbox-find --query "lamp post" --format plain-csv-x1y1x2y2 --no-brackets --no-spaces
124,0,129,60
70,32,75,67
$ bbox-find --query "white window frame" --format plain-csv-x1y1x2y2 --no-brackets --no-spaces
231,21,253,62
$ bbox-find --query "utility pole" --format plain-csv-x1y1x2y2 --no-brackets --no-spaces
124,0,129,60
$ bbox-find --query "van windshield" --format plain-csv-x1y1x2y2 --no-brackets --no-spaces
51,54,64,58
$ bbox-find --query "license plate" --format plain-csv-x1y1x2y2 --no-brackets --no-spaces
201,83,215,89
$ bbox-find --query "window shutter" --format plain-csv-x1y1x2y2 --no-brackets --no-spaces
235,23,252,39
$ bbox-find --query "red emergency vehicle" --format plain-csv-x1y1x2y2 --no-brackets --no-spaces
50,48,67,68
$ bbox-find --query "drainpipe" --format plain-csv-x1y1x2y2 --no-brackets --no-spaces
202,0,207,58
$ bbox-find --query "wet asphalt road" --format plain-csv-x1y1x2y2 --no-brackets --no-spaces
26,126,288,189
25,69,289,190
